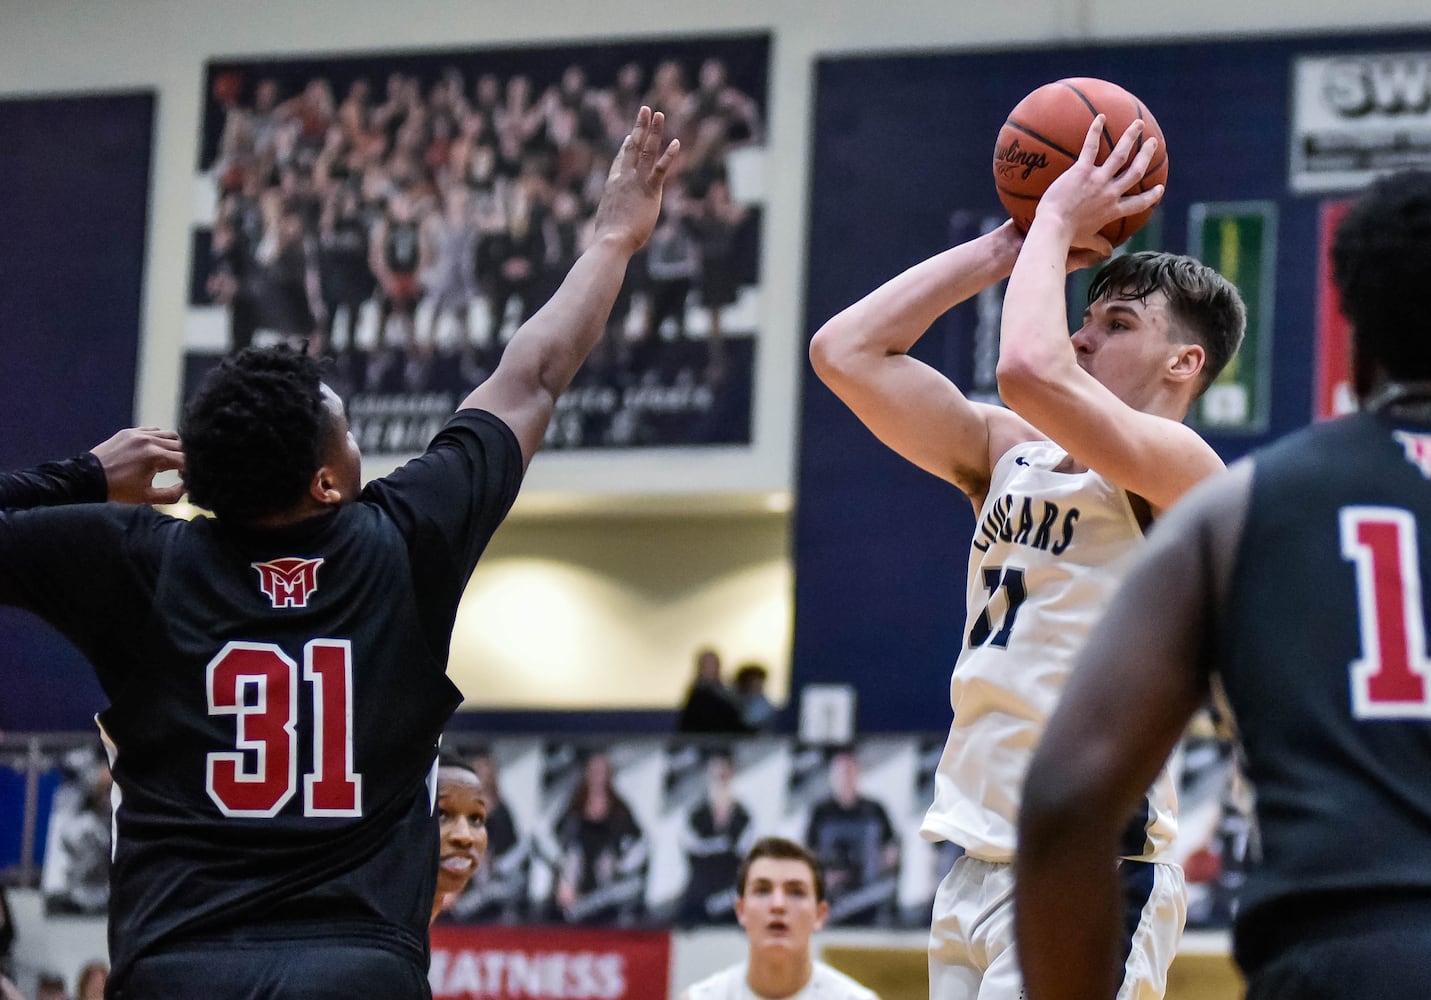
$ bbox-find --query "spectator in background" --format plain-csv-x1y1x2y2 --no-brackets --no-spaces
732,662,775,733
41,750,112,916
316,184,377,380
367,186,425,390
688,176,749,382
551,751,648,926
679,749,756,926
676,648,750,735
419,183,479,354
638,188,701,364
451,749,530,924
805,748,900,926
679,837,878,1000
253,205,326,351
684,57,763,149
75,961,108,1000
431,752,488,924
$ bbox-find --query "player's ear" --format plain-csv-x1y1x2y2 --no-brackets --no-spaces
813,898,830,932
310,465,344,506
1170,341,1206,385
734,894,747,928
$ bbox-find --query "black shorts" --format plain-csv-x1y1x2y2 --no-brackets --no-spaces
1239,895,1431,1000
113,939,430,1000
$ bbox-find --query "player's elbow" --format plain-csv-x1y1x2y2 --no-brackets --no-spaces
808,319,852,387
995,347,1063,412
810,313,881,392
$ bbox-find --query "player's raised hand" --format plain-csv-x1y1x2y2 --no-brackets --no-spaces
592,106,680,256
90,427,187,504
1038,115,1164,257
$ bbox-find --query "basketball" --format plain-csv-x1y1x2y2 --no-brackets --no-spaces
992,78,1168,247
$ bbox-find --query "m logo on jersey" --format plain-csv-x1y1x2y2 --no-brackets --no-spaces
252,557,325,609
1393,431,1431,480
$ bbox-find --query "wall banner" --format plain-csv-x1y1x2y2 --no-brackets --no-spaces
429,924,671,1000
1314,198,1356,420
186,35,770,457
1188,202,1277,434
1289,51,1431,194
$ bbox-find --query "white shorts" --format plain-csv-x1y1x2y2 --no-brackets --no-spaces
928,854,1186,1000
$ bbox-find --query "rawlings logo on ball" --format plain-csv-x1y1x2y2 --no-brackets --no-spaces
993,138,1050,181
993,77,1168,243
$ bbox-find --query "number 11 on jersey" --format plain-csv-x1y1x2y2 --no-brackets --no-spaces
206,638,364,818
1341,506,1431,719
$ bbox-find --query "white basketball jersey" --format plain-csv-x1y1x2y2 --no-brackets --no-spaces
919,439,1179,863
685,961,879,1000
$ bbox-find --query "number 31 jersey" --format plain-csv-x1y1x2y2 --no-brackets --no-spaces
919,439,1179,863
0,410,522,985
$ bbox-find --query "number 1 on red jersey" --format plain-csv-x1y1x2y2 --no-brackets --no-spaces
1341,506,1431,719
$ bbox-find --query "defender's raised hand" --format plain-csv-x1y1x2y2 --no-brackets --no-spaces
90,427,186,504
592,106,680,255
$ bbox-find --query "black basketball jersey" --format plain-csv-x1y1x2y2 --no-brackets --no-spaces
0,410,522,986
1217,408,1431,937
0,452,105,509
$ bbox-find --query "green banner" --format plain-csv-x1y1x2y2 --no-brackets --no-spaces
1187,202,1277,434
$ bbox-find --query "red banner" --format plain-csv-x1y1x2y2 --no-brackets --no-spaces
1315,199,1355,420
429,925,672,1000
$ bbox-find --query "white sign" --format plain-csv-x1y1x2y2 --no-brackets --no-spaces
1289,51,1431,193
797,684,856,746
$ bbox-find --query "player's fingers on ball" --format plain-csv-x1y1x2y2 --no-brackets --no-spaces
1079,114,1106,161
1128,135,1158,175
1123,185,1164,214
1104,119,1142,173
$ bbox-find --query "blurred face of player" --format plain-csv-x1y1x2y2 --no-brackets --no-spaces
436,767,488,899
319,384,362,503
737,857,828,955
1071,290,1195,411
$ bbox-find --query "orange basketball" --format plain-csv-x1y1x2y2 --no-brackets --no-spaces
992,77,1168,247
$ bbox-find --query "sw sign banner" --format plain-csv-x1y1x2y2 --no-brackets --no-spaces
1290,51,1431,193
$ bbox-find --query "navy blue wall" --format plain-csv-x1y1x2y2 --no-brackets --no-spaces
0,92,153,729
795,30,1431,732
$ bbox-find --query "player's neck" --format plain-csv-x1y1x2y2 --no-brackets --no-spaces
1363,380,1431,419
747,950,814,999
246,496,341,531
1137,380,1195,425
